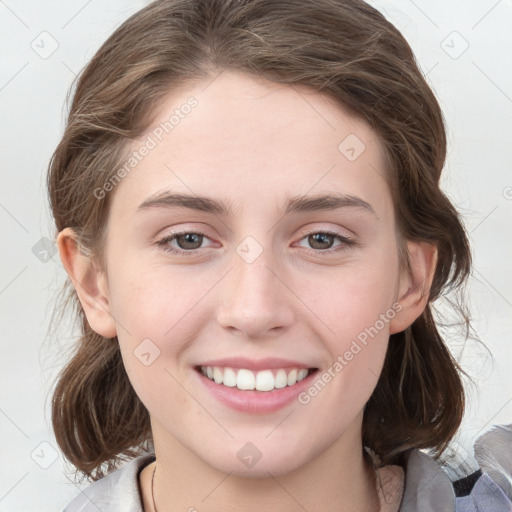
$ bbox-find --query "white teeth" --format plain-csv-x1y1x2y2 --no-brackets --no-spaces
287,369,297,386
274,369,288,389
213,367,223,384
222,367,237,387
297,369,308,382
255,370,274,391
237,369,255,390
199,366,311,392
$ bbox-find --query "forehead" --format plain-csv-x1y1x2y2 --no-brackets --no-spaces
109,70,392,219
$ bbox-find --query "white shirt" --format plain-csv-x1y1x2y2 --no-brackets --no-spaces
62,424,512,512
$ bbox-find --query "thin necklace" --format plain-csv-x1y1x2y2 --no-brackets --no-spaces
150,460,381,512
151,463,158,512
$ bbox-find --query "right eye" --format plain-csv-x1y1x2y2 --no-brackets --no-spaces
156,231,215,255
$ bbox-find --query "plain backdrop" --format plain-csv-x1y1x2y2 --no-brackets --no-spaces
1,0,511,510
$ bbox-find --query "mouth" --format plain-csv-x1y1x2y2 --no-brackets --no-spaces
194,365,318,392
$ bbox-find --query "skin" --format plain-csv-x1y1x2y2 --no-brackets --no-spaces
58,70,437,512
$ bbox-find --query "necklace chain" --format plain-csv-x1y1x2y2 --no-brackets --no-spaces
150,460,384,512
151,464,158,512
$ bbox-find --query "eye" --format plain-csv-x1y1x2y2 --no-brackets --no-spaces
156,231,214,255
295,230,356,254
155,229,356,257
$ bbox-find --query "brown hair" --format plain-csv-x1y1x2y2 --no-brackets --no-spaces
48,0,471,481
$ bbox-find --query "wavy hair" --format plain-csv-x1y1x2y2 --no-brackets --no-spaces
48,0,471,480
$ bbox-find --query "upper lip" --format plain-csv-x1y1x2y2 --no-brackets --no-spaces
196,357,316,371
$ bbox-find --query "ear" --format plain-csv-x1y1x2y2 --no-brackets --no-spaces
389,241,438,334
56,228,117,338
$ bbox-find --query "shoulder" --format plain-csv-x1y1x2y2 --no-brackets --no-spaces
62,453,156,512
399,424,512,512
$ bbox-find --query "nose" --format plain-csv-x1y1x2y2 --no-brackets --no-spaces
216,247,295,339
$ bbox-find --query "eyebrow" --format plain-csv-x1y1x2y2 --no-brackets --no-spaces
136,191,377,217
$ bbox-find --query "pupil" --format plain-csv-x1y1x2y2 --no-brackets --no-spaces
309,233,333,249
177,233,202,249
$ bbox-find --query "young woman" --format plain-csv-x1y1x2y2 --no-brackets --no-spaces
48,0,512,510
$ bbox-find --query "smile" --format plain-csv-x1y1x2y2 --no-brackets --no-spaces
199,366,314,392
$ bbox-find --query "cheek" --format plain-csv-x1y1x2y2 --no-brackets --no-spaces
107,262,219,405
292,259,398,404
294,261,399,344
294,270,395,436
108,261,214,339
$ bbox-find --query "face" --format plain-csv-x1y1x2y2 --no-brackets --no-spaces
96,71,407,476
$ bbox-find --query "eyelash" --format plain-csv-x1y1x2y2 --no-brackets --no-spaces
155,229,356,256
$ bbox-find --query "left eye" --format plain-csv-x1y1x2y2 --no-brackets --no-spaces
296,231,354,252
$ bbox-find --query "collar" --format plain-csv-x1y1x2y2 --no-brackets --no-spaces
63,429,512,512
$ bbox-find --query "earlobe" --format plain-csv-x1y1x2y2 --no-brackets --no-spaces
389,241,438,334
56,228,117,338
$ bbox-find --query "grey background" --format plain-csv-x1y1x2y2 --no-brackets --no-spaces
0,0,511,510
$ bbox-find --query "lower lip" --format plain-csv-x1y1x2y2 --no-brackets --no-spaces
194,368,318,414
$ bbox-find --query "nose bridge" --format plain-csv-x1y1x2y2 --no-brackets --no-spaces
216,236,294,336
232,241,280,312
235,250,274,301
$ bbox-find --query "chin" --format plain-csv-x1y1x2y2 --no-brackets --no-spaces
201,439,314,478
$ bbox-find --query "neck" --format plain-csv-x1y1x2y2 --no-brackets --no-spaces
143,418,379,512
